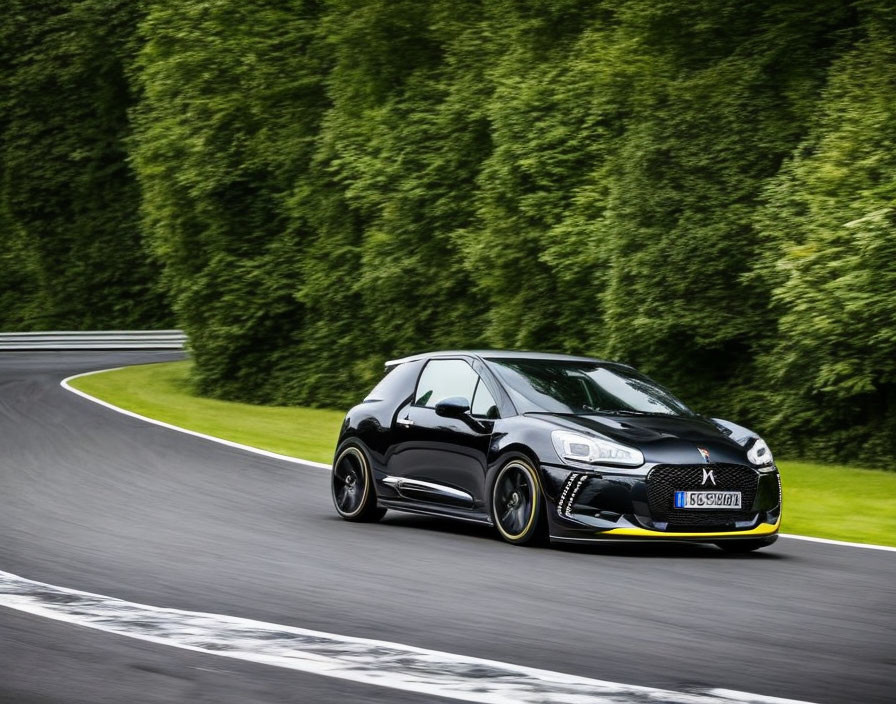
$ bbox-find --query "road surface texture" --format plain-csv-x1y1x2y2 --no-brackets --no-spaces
1,352,894,703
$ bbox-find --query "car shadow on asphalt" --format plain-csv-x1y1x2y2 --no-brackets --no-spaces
549,540,786,560
371,513,787,560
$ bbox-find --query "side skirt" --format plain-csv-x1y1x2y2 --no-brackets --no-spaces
381,476,474,507
378,499,494,526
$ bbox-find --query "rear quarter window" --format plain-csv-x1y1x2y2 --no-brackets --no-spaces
363,361,421,403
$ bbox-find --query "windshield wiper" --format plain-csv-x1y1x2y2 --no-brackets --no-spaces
580,408,667,416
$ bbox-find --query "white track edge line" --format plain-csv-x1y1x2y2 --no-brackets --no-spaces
777,533,896,552
707,691,815,704
60,366,895,553
60,367,332,470
0,569,816,704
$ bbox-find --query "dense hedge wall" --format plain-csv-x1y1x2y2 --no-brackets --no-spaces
0,0,169,329
2,0,895,465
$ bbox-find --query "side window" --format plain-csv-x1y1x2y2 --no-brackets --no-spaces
471,379,498,418
414,360,479,408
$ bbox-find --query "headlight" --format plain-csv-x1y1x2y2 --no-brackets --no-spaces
747,437,774,467
551,430,644,468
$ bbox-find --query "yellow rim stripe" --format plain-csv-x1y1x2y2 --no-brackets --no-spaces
601,518,780,539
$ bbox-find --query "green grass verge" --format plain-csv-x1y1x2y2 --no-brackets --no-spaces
70,360,896,547
70,360,344,464
776,460,895,546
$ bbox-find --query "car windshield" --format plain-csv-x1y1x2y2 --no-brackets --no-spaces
485,358,695,417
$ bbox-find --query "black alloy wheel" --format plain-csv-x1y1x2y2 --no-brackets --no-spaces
492,459,543,544
331,445,386,522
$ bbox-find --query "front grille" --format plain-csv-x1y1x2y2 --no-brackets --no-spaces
647,463,758,531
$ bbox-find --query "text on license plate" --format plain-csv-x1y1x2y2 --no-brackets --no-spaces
674,491,742,509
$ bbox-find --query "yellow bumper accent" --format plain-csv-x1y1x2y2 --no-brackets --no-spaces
601,518,780,539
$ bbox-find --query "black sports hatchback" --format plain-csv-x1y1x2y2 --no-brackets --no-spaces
330,351,781,552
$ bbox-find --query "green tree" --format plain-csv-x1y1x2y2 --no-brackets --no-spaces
756,3,896,464
64,0,896,465
1,0,168,329
460,0,623,352
223,0,501,407
131,0,327,401
599,0,852,421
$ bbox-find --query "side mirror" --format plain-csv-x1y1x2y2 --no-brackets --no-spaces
434,396,471,418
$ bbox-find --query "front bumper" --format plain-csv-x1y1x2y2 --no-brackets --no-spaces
540,462,781,543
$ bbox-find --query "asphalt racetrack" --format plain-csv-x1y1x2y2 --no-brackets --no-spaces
1,352,894,703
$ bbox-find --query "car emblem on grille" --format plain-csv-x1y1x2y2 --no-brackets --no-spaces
702,468,716,486
697,447,711,463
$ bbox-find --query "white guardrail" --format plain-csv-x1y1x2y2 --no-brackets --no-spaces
0,330,187,350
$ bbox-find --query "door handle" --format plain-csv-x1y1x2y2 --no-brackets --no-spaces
397,417,414,427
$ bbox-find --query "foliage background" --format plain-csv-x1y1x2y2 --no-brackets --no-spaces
2,0,894,466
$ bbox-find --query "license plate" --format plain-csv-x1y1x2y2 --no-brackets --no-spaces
674,491,741,509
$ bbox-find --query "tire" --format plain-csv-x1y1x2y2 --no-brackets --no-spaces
331,444,386,522
490,458,545,545
715,536,777,553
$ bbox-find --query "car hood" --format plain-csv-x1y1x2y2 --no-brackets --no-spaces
527,412,753,466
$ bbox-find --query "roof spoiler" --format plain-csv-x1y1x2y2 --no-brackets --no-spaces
384,353,423,368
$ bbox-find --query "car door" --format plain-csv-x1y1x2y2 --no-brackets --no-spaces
386,358,499,510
